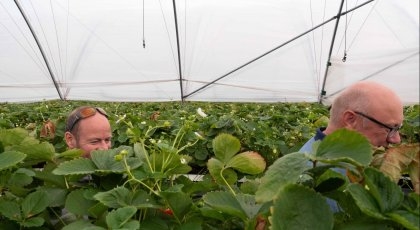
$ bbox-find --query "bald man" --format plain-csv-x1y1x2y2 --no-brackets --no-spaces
300,81,404,152
299,81,404,212
64,106,112,158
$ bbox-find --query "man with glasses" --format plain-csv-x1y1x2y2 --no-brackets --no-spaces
299,81,404,212
300,81,403,152
64,106,112,158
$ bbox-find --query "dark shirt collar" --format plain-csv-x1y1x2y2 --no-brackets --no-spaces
314,127,327,141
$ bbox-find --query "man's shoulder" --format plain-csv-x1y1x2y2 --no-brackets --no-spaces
299,136,316,153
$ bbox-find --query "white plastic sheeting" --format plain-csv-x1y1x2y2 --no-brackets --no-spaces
0,0,418,104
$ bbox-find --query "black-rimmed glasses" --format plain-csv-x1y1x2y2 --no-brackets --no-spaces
354,111,402,138
66,107,108,132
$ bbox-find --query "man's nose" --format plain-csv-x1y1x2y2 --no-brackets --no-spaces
387,132,401,144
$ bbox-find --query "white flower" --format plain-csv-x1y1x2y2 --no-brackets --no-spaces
116,114,126,124
180,157,187,164
141,121,146,125
197,108,207,117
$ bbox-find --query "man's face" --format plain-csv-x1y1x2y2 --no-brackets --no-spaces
66,113,112,158
355,110,403,148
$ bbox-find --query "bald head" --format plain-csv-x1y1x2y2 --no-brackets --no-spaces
330,81,402,124
326,81,403,147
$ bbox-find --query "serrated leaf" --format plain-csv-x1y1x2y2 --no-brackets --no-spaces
20,216,44,227
207,158,237,185
235,194,262,219
94,186,131,208
315,129,372,166
65,189,97,216
270,184,333,230
21,190,50,217
160,189,193,220
10,141,55,164
212,133,241,163
226,151,266,174
347,183,387,220
52,158,96,175
255,152,311,203
0,200,21,220
8,168,35,187
387,210,420,230
61,220,97,230
203,191,248,221
106,206,137,229
0,128,28,146
37,187,67,207
91,147,142,173
363,167,404,212
57,148,84,159
0,151,26,171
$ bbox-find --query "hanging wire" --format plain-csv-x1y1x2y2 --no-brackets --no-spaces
348,0,378,51
342,0,348,62
0,2,47,77
50,0,65,82
142,0,145,48
311,0,328,99
29,1,60,78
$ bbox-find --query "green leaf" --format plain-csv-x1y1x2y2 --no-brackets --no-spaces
160,189,193,220
207,158,237,185
226,151,266,175
21,190,50,218
37,187,67,207
0,128,28,146
8,168,35,187
34,164,66,188
11,141,55,164
270,184,333,230
106,206,137,229
94,186,157,209
314,169,347,193
203,191,248,221
200,206,227,221
65,189,98,216
0,200,21,220
363,167,404,212
133,142,149,165
0,151,26,171
138,216,170,230
347,183,387,220
235,194,263,219
61,220,98,230
387,210,420,230
334,218,394,230
177,220,203,230
57,148,84,159
93,186,130,208
255,152,311,203
91,147,142,173
20,216,44,227
212,133,241,163
315,129,372,166
52,158,96,175
130,189,158,209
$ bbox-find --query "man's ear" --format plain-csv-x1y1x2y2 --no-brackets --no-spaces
64,131,76,149
342,110,358,129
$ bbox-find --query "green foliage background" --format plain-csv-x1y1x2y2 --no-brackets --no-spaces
0,101,418,167
0,101,418,229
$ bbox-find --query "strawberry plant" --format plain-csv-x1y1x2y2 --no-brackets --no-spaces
1,125,418,229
